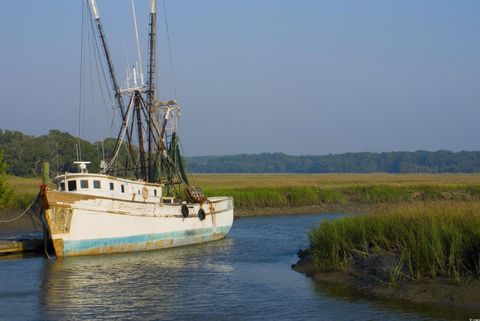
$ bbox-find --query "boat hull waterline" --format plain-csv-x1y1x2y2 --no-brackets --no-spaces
43,190,234,257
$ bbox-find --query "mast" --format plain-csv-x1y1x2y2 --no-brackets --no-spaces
134,92,147,181
87,0,135,172
147,0,157,182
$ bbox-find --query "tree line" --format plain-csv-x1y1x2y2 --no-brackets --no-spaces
187,151,480,173
1,129,480,176
0,129,122,176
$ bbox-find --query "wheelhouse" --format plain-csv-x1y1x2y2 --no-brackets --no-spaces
55,173,164,203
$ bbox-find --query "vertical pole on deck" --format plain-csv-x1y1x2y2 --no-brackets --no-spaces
41,161,50,185
41,160,51,257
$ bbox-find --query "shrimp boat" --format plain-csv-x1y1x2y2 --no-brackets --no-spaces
41,0,233,257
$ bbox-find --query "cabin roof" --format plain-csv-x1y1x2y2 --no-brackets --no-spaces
54,173,164,187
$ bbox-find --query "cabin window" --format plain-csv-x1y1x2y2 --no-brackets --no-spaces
80,180,89,189
93,180,101,189
121,185,125,193
110,182,114,191
67,180,77,191
154,189,157,197
60,182,65,191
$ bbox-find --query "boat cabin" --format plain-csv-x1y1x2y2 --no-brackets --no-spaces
54,173,164,204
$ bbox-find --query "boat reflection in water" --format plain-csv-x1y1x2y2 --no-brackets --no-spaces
40,238,235,320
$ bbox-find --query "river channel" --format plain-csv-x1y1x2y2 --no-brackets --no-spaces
0,213,468,320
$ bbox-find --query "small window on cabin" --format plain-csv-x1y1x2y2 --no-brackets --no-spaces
93,180,101,189
67,180,77,191
121,185,125,193
60,182,65,191
138,190,140,195
110,182,114,191
154,189,157,197
80,180,89,189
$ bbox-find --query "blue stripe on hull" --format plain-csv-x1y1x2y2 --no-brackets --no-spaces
62,225,232,256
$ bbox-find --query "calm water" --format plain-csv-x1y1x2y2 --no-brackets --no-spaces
0,214,467,321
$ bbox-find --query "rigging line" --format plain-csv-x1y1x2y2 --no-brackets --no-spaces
137,96,169,151
178,137,194,184
88,6,115,135
87,36,103,166
101,92,134,174
77,0,87,161
101,96,134,173
123,43,130,88
87,19,98,142
87,4,117,139
107,94,136,173
101,140,106,163
95,41,116,136
162,0,179,100
131,0,144,86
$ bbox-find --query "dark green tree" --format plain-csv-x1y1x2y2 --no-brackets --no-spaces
0,150,14,208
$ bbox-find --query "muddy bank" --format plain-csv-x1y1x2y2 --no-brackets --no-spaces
292,249,480,313
0,208,43,235
234,202,389,218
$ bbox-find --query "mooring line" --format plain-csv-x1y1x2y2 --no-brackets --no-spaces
0,200,36,223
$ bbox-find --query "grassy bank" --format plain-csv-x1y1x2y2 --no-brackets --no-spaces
203,184,480,212
309,201,480,281
198,174,480,212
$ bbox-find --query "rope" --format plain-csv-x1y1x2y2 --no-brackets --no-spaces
101,99,134,174
0,200,35,223
162,0,179,100
0,192,51,257
77,0,86,161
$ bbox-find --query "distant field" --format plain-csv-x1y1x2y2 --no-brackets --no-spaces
7,176,42,195
189,173,480,189
9,173,480,192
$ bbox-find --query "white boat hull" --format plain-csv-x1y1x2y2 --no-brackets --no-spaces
43,190,234,257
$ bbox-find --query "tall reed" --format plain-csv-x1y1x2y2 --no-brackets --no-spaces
309,201,480,280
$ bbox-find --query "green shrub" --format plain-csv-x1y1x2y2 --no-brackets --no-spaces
0,150,15,208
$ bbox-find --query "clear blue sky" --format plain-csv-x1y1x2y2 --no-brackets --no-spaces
1,0,479,156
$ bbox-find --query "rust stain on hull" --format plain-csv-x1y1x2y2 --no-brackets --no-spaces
44,207,73,234
52,239,64,257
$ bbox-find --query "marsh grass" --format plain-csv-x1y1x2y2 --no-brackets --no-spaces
199,174,480,210
309,201,480,281
8,174,480,210
203,186,348,209
204,184,480,210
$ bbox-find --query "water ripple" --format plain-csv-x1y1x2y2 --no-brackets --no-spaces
0,213,464,321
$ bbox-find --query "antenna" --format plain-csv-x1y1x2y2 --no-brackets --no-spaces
131,0,144,87
74,161,91,173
